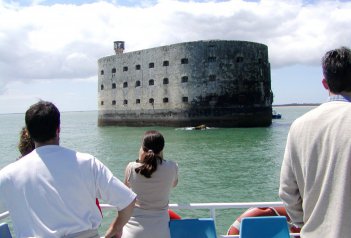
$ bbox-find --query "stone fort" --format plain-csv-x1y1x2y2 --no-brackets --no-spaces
98,40,273,127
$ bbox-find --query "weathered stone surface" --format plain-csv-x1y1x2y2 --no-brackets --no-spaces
98,40,273,127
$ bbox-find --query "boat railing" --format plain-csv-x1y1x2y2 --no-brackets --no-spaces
0,201,301,237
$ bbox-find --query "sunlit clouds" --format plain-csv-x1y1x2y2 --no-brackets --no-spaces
0,0,350,112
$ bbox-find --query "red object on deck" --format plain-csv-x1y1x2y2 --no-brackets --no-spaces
168,209,181,220
227,207,300,236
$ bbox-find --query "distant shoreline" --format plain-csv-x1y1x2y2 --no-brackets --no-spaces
273,103,320,107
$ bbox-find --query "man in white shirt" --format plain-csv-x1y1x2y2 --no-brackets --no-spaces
279,47,351,238
0,100,136,238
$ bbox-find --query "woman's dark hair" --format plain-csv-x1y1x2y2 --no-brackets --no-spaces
135,130,165,178
18,127,35,157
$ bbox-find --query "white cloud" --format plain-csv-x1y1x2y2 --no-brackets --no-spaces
0,0,350,97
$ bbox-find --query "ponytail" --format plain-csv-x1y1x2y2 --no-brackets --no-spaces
135,150,163,178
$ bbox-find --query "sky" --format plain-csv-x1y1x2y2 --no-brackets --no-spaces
0,0,350,114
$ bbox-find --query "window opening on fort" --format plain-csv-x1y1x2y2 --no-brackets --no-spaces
208,56,216,62
112,100,116,105
123,100,128,105
136,99,140,104
101,84,104,90
236,56,244,63
149,62,154,68
209,75,216,81
123,82,128,88
182,97,188,103
100,70,104,75
149,79,154,86
181,58,188,64
163,97,169,103
149,98,154,104
112,68,116,73
181,76,188,83
112,83,116,89
100,101,104,105
135,64,141,70
135,80,141,87
163,78,169,84
123,66,128,71
163,61,169,66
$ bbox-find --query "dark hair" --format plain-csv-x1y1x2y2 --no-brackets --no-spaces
18,127,35,157
135,130,165,178
25,101,60,143
322,46,351,93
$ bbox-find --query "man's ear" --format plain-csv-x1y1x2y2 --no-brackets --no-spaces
56,127,60,136
322,78,329,90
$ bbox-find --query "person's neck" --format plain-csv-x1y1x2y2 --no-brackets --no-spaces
328,91,351,102
341,91,351,98
35,138,59,148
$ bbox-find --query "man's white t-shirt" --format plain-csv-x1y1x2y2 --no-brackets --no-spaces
0,145,136,238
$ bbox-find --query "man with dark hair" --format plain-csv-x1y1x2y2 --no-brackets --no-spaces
0,101,136,238
279,47,351,238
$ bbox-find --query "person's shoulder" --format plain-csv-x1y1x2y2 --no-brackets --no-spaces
163,160,178,169
292,105,326,126
0,160,20,179
126,161,138,169
75,151,95,160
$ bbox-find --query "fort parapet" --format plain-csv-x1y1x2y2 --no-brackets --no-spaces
98,40,273,127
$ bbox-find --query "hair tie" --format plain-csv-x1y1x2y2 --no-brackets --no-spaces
148,149,154,154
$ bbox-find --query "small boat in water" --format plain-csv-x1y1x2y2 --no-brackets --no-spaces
272,110,282,119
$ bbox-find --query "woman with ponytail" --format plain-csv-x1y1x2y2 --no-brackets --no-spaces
122,130,178,238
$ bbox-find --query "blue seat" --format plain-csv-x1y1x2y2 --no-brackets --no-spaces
239,216,290,238
169,218,217,238
0,223,12,238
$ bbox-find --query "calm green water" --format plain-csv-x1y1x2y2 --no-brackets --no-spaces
0,106,314,235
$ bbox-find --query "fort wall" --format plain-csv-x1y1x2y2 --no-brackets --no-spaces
98,40,272,127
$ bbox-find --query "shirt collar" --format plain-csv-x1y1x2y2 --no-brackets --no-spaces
328,94,351,102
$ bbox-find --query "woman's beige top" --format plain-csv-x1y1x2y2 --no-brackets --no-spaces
125,160,178,210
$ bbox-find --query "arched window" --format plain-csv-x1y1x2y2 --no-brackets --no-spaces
123,66,128,71
112,68,116,73
135,80,141,87
100,70,104,75
163,78,169,84
149,62,154,68
112,83,116,89
149,98,154,104
135,64,141,70
136,99,140,104
149,79,154,86
163,97,169,103
182,97,188,103
163,61,169,66
123,100,128,105
100,84,104,90
181,76,188,83
112,100,116,105
123,82,128,88
100,101,104,105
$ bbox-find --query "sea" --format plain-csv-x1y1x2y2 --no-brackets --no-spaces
0,106,315,236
